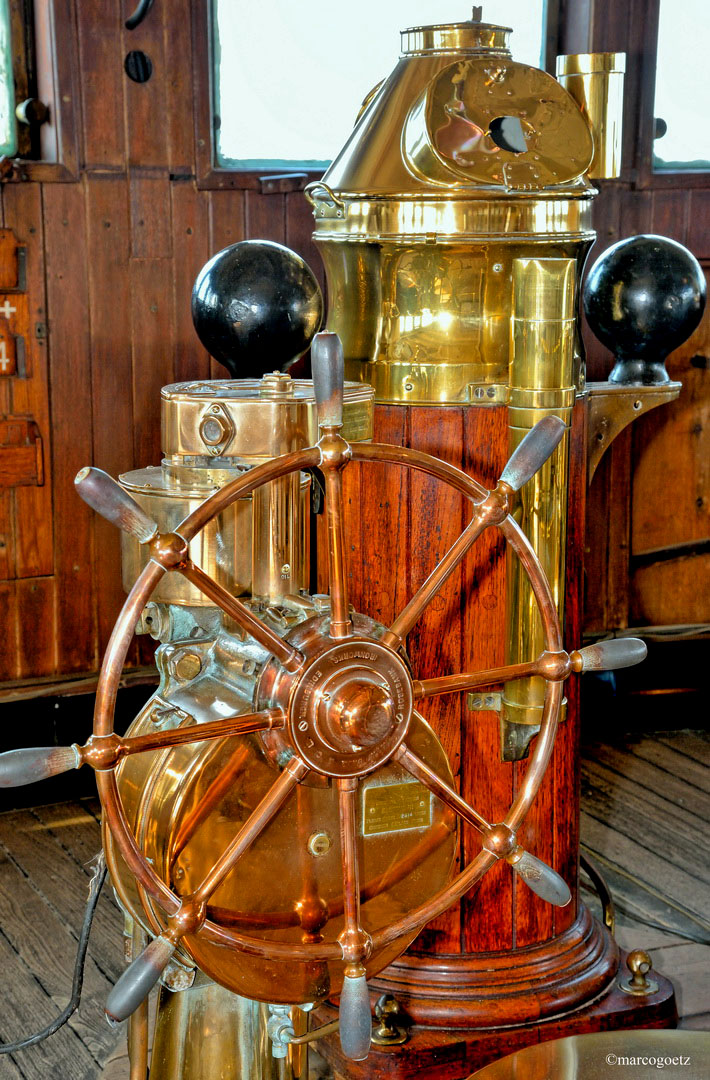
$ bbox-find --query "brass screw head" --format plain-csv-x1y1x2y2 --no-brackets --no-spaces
173,651,203,682
307,832,332,857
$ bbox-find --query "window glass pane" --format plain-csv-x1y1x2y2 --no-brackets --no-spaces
653,0,710,171
214,0,546,169
0,0,17,157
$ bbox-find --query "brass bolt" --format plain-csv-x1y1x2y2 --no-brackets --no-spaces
173,651,203,682
619,949,659,996
307,832,332,857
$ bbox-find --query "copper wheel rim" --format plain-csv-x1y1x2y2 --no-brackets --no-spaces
95,438,564,965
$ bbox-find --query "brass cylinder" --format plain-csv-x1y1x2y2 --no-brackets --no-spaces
556,53,626,180
149,980,293,1080
119,375,373,604
251,472,310,601
501,259,576,759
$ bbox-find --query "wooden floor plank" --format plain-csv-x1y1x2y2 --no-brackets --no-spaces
0,920,101,1079
580,842,710,945
581,764,710,884
580,815,710,927
0,1049,26,1078
0,810,124,983
582,757,710,844
630,738,710,796
646,942,710,1019
656,731,710,769
0,846,118,1061
31,800,107,874
585,742,710,820
100,1053,131,1079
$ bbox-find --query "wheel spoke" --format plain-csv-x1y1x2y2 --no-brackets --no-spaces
192,757,308,906
122,709,283,758
338,778,363,948
414,660,542,700
337,776,373,1061
395,741,490,834
180,561,303,672
324,466,351,638
382,516,487,650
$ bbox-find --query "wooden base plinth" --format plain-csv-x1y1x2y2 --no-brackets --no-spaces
369,904,616,1029
315,912,677,1080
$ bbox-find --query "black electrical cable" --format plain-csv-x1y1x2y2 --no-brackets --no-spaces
0,852,108,1054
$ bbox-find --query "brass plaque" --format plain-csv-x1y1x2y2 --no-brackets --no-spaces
362,782,431,837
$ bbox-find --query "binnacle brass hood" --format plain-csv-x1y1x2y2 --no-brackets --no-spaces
306,15,618,405
321,20,594,197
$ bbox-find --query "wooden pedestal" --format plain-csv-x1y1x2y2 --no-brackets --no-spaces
315,401,676,1074
315,940,677,1080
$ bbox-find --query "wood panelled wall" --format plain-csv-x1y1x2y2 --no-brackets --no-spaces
584,188,710,636
1,0,708,691
0,0,320,688
571,0,710,639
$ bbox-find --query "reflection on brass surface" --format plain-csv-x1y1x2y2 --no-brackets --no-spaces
150,981,288,1080
406,59,593,189
308,19,598,403
400,21,511,57
113,706,456,1003
502,259,575,760
557,53,626,180
160,378,373,462
467,1030,710,1080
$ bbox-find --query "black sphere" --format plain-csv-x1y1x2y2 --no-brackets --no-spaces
191,240,323,378
583,234,706,385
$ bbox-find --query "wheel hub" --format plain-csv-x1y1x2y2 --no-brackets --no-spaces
258,616,413,777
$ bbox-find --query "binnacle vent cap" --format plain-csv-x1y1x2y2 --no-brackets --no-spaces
191,239,323,379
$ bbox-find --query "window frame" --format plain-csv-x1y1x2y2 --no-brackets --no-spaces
0,0,80,184
192,0,321,192
631,0,710,190
195,0,559,192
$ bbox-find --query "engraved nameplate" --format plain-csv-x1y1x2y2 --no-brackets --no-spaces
362,781,431,836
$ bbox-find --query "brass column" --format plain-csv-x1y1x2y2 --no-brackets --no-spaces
149,981,303,1080
501,259,576,760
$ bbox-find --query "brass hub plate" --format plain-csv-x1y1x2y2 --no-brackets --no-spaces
258,615,413,778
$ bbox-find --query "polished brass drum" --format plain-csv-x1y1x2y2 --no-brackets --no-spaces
105,688,457,1005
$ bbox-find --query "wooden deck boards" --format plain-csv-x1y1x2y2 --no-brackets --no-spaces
0,732,705,1078
0,799,124,1078
581,730,710,1030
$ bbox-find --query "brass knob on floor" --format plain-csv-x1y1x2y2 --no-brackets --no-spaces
370,994,408,1046
619,949,659,996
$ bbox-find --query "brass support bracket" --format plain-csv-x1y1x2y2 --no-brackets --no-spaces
580,850,616,936
466,693,568,761
587,380,681,483
498,702,567,762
